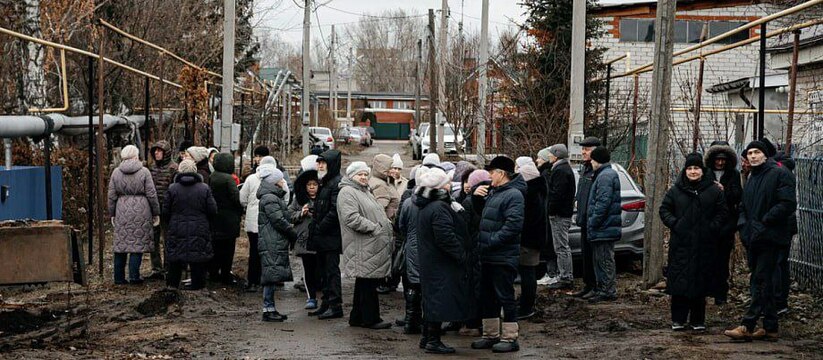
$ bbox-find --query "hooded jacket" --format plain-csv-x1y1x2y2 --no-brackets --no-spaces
163,172,218,263
660,171,727,298
739,159,797,248
474,174,526,267
258,180,297,284
705,142,743,236
548,159,576,218
310,149,344,253
290,169,319,256
240,163,290,234
415,187,474,322
149,140,178,212
337,176,393,279
586,163,622,242
108,158,161,253
369,154,401,220
209,153,243,238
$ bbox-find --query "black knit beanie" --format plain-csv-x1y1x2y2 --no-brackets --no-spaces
253,145,270,157
590,146,611,164
744,141,769,158
684,152,705,170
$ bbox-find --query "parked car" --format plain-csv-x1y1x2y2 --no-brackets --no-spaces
410,123,429,160
354,127,373,147
418,123,465,156
309,126,335,150
569,163,645,260
335,127,352,144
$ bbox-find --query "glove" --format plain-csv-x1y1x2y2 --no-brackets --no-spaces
153,216,160,227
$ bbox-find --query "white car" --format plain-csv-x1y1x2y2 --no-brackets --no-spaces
420,124,464,156
309,127,335,150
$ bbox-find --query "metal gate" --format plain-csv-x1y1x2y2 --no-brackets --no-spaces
794,155,823,294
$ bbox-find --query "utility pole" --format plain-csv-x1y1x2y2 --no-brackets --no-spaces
477,0,488,165
428,9,438,156
330,25,337,124
436,0,448,157
415,39,422,130
642,0,677,289
220,0,235,153
568,0,586,160
347,47,352,125
301,0,312,155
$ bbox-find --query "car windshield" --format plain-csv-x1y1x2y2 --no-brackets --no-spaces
349,128,361,135
313,128,331,135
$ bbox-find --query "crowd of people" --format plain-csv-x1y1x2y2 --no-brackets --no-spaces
104,134,797,354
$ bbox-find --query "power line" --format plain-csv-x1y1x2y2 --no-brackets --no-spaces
324,5,427,20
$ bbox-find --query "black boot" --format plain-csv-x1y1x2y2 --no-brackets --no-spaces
404,288,422,334
419,322,429,349
308,303,329,316
425,322,455,354
317,306,344,320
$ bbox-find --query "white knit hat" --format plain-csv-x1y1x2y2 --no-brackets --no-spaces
391,154,403,169
418,167,450,189
120,145,139,160
178,159,197,173
422,153,441,166
300,155,318,171
257,164,283,184
186,146,210,163
259,156,277,167
515,156,534,169
346,161,371,179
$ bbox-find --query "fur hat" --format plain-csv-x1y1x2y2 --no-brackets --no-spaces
418,167,451,189
467,169,491,189
178,159,197,173
253,145,270,157
186,146,210,163
579,136,602,147
391,154,403,169
346,161,371,179
486,156,516,174
120,145,139,160
590,146,611,164
549,144,569,159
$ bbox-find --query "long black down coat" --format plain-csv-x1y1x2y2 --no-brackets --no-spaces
521,175,547,250
309,149,343,253
258,180,298,285
659,173,728,298
415,187,474,322
704,143,743,237
163,173,218,263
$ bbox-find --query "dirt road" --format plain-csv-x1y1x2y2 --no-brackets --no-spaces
1,140,821,359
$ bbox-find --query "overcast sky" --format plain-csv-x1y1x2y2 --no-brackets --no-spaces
254,0,527,47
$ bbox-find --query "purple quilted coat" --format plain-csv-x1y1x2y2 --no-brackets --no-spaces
108,158,160,253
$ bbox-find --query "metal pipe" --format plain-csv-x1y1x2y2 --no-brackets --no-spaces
0,25,181,88
630,74,639,166
96,33,106,279
671,107,823,114
239,93,245,179
87,56,94,266
692,55,705,152
786,30,800,153
29,49,69,113
604,64,611,148
41,117,53,220
3,139,10,170
144,76,151,160
758,22,767,140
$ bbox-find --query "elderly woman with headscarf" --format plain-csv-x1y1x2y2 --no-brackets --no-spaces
390,154,408,195
415,167,473,354
163,159,218,290
337,161,394,330
108,145,161,285
184,146,212,184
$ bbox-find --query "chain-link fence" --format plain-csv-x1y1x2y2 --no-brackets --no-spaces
793,155,823,295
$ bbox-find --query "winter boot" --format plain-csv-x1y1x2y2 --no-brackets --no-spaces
492,322,520,353
404,288,422,334
425,322,456,354
419,321,429,349
724,325,754,341
470,318,500,349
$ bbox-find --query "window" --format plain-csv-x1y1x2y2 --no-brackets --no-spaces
392,101,413,110
369,100,387,109
620,18,750,44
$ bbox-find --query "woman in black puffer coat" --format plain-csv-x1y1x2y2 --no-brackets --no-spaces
163,159,218,290
659,153,727,330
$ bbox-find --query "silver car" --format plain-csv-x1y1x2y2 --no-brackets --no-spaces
569,163,645,259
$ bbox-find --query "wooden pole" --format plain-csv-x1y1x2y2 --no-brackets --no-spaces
428,9,438,156
757,22,767,140
630,74,639,167
96,32,106,279
785,30,800,153
642,0,677,289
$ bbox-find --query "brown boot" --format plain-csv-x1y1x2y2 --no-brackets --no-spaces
752,328,779,342
724,326,753,341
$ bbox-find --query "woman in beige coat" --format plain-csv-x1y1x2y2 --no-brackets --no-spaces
337,161,393,330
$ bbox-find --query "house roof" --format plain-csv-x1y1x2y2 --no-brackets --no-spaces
313,91,430,101
767,33,823,53
592,0,765,17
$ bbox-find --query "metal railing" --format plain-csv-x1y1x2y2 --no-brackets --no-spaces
793,155,823,294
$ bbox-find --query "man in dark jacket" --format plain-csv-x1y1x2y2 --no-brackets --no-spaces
573,136,602,298
309,149,345,319
148,140,177,279
208,153,244,284
725,141,796,342
470,156,525,353
546,143,576,290
704,141,742,305
586,147,622,303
